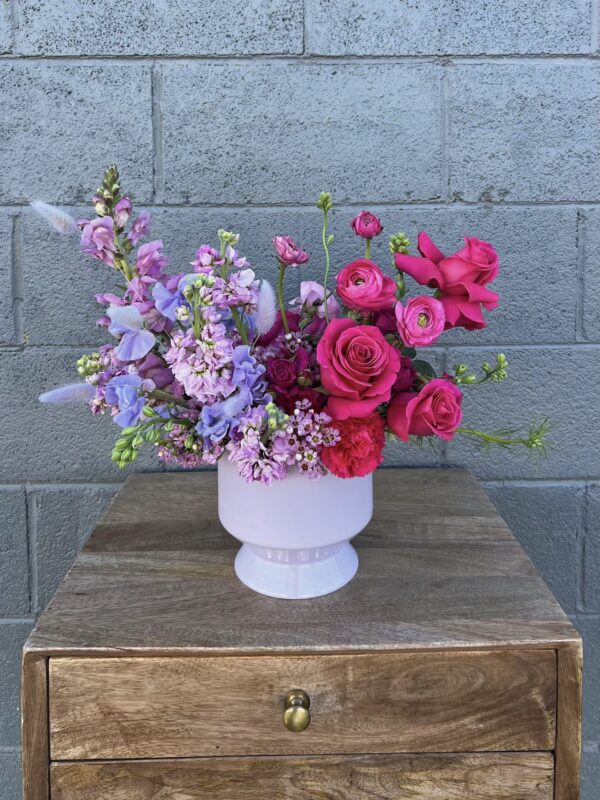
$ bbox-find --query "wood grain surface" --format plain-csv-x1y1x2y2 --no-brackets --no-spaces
50,753,555,800
555,644,583,800
25,469,578,656
21,653,49,800
49,650,556,760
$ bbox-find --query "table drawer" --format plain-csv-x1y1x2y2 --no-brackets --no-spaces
51,753,554,800
49,650,556,760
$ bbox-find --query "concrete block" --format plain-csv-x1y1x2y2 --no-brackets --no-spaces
31,485,116,612
160,62,443,204
582,208,600,341
0,488,29,616
582,745,600,800
306,0,592,55
0,347,155,481
0,622,32,747
0,211,16,345
583,483,600,612
0,752,22,800
14,0,303,56
487,484,584,614
445,346,600,480
0,62,153,204
448,63,600,202
0,0,12,54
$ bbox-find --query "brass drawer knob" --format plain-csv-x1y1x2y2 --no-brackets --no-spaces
283,689,310,732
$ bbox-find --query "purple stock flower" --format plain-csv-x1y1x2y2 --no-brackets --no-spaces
107,305,156,361
192,244,224,272
127,210,151,246
80,217,117,266
273,235,309,268
105,374,146,428
136,240,168,278
114,198,132,229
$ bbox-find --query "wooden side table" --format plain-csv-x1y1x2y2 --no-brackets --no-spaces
22,468,582,799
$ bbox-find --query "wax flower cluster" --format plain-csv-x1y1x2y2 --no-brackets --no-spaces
37,167,547,483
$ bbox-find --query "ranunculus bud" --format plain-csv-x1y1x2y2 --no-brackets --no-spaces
351,210,383,239
395,296,445,347
273,235,310,267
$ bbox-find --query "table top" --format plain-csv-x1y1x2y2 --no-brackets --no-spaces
25,468,579,656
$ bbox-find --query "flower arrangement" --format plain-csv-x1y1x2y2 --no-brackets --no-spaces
37,166,547,484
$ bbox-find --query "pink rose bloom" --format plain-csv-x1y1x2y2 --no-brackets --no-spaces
394,232,499,330
336,259,397,311
273,235,309,267
351,210,383,239
317,318,401,419
387,378,463,442
80,217,116,266
395,296,445,347
321,412,385,478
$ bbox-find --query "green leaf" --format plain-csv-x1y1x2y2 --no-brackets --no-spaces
411,359,436,378
402,347,417,359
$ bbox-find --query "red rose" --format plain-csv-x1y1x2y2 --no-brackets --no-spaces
394,232,499,330
392,355,416,392
336,259,397,312
322,413,385,478
351,210,383,239
316,318,401,419
275,386,327,414
387,378,463,442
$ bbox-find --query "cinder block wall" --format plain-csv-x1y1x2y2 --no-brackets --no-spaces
1,1,599,795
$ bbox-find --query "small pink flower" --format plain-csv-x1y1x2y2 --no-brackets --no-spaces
80,217,116,266
273,235,309,267
351,210,383,239
336,259,397,311
290,280,340,319
114,197,132,229
395,296,445,347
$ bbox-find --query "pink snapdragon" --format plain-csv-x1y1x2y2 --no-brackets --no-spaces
80,217,117,266
136,240,168,278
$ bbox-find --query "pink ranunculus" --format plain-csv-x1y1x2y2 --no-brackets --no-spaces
395,296,445,347
351,210,383,239
394,232,499,330
387,378,463,442
321,412,385,478
273,235,309,267
316,318,401,419
336,259,397,311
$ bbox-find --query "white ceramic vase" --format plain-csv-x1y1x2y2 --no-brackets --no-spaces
217,457,373,599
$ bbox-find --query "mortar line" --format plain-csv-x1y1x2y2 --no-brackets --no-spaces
25,491,39,617
0,618,35,626
10,213,23,345
576,208,587,341
592,0,599,52
483,479,589,488
7,0,18,53
440,65,450,202
576,483,589,613
3,200,600,210
1,53,600,64
151,61,164,204
302,0,308,55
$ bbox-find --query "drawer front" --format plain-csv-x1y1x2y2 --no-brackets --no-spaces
51,753,554,800
49,650,556,760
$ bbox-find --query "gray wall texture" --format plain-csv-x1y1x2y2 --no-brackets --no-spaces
0,0,599,796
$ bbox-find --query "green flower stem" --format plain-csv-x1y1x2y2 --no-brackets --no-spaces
455,426,545,450
277,262,290,333
365,238,371,259
321,211,331,323
148,389,188,408
230,307,250,344
192,299,201,340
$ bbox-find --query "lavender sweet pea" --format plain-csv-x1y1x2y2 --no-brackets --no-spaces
107,305,156,361
105,374,146,427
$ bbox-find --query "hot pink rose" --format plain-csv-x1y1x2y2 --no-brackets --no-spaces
394,232,499,330
273,235,309,267
316,318,401,419
336,259,397,311
351,210,383,239
387,378,463,442
395,296,445,347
